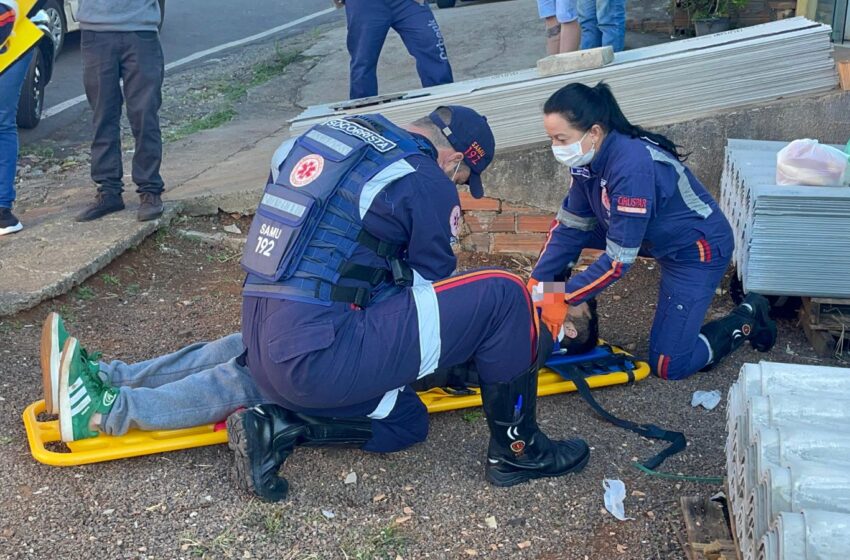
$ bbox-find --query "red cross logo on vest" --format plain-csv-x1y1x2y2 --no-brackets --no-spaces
289,154,325,187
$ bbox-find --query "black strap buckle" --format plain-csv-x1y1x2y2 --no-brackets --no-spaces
390,257,413,287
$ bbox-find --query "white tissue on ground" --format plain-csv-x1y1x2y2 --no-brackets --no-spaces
691,390,722,410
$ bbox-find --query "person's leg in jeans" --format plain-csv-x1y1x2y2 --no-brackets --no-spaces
59,333,267,437
99,333,246,388
77,31,127,221
595,0,625,52
345,0,392,99
577,0,601,49
122,31,165,193
99,352,266,435
389,0,454,89
0,50,33,235
121,31,165,221
82,31,124,196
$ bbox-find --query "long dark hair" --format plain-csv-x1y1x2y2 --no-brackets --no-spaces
543,82,689,162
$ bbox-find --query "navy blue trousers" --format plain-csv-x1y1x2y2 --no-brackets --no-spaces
243,269,538,452
345,0,454,99
580,227,733,380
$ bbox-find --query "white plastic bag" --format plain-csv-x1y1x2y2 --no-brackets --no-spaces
776,139,850,187
602,479,634,521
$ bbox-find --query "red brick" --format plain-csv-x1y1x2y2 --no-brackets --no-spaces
489,213,516,232
459,191,500,211
501,202,548,214
460,233,492,253
463,212,516,233
492,233,548,255
517,214,557,233
463,212,491,233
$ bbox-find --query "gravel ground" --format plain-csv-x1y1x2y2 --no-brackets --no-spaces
0,214,842,560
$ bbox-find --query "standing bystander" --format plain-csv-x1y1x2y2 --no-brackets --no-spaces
337,0,454,100
537,0,581,55
75,0,165,222
577,0,625,52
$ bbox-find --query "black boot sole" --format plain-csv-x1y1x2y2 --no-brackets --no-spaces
485,447,590,488
226,410,289,502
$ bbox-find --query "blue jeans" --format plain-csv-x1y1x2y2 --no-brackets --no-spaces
98,333,269,435
345,0,453,99
577,0,625,52
0,50,33,209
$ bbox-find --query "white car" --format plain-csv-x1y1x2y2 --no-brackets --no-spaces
41,0,164,57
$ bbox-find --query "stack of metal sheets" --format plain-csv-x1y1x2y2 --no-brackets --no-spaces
725,361,850,560
720,139,850,298
290,18,838,151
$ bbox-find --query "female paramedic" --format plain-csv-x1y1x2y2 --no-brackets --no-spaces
527,82,777,380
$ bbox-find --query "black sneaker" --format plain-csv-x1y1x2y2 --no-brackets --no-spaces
0,207,22,236
137,193,163,222
75,193,125,222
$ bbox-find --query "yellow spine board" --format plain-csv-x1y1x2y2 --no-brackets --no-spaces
23,348,649,467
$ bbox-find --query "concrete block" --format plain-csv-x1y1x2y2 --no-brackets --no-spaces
536,46,615,78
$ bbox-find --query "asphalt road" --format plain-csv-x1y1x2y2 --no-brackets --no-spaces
21,0,343,143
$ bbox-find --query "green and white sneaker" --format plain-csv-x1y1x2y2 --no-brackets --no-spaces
40,312,70,414
58,337,118,442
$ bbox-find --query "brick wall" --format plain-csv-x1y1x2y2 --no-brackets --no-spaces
457,192,555,256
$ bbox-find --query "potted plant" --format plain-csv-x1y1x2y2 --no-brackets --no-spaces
684,0,749,35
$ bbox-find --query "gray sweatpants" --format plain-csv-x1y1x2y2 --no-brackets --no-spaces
98,334,268,435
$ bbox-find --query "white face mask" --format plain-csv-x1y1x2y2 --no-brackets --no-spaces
551,132,595,168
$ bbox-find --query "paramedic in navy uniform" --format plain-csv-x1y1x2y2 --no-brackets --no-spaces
530,82,778,381
229,106,590,502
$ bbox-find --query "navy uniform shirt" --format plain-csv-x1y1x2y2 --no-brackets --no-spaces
263,142,461,324
533,130,730,304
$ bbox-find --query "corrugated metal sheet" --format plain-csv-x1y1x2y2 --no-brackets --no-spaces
726,362,850,560
720,139,850,298
290,18,837,152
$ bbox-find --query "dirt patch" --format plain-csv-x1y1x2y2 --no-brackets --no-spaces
0,214,841,559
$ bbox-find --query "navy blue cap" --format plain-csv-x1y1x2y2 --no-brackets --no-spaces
428,105,495,199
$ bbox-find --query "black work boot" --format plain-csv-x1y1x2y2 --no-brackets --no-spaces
227,405,306,502
480,366,590,487
227,406,373,502
699,293,777,371
137,192,164,222
742,293,777,352
75,192,125,222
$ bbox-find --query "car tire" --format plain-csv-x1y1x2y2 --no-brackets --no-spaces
436,0,457,7
16,48,47,129
42,0,66,59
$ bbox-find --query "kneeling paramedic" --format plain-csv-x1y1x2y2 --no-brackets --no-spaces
231,106,590,501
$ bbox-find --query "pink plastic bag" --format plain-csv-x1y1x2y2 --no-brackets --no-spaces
776,139,850,187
